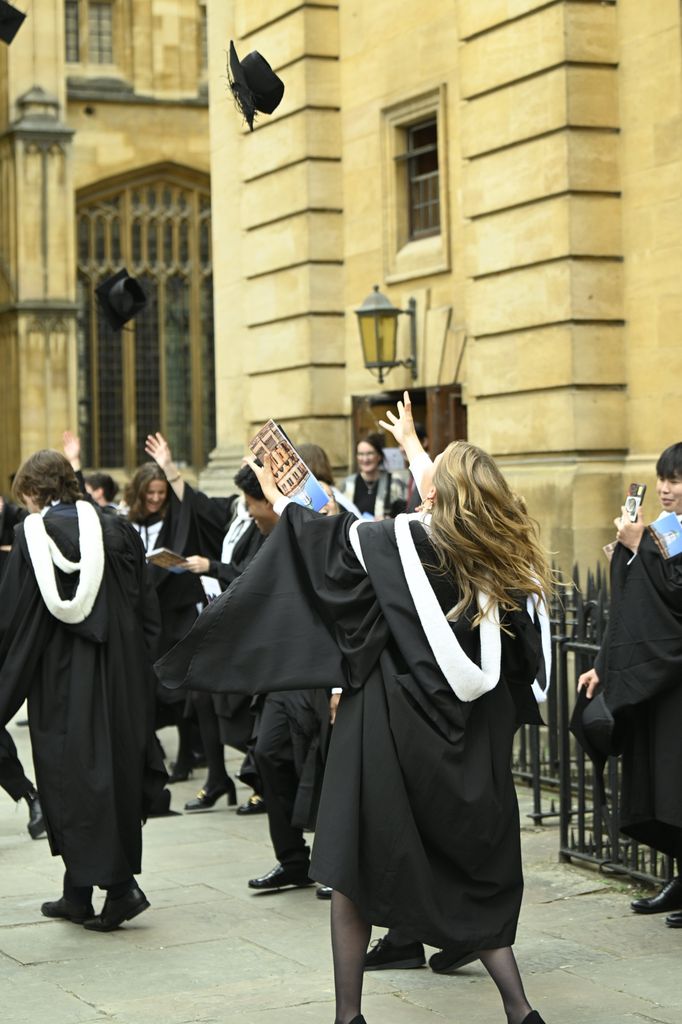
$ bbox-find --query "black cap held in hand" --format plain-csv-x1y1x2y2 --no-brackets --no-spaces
0,0,26,44
95,269,146,331
227,41,284,131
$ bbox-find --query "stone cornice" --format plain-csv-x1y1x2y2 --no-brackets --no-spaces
66,76,208,108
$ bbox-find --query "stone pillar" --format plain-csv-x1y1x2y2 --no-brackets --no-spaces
0,1,77,485
457,0,623,567
200,0,344,495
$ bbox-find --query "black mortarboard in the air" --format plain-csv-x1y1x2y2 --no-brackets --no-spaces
95,269,146,331
0,1,26,44
227,41,284,131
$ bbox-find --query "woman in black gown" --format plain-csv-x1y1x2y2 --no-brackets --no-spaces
156,394,552,1024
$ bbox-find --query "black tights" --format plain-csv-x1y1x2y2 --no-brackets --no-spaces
330,892,532,1024
192,691,230,790
330,892,370,1024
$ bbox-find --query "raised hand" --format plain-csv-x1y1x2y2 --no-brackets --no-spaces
145,432,172,472
378,390,415,448
62,431,81,470
615,507,645,554
247,453,281,508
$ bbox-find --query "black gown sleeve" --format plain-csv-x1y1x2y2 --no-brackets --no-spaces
0,534,55,726
156,503,385,697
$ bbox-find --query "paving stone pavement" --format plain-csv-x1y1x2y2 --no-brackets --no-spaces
0,718,679,1024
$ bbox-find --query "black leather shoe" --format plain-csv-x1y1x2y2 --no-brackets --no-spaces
184,778,237,811
236,794,266,815
248,863,313,890
428,948,478,974
521,1013,546,1024
83,886,149,932
41,897,95,924
316,885,333,900
167,764,193,784
26,793,46,839
631,876,682,914
666,909,682,927
364,936,425,970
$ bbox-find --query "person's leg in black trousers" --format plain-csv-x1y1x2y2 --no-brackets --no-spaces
248,692,312,888
0,726,44,838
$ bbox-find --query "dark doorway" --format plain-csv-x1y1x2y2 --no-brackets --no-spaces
351,384,466,461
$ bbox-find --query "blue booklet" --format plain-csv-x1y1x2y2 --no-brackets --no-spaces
647,512,682,559
249,419,331,513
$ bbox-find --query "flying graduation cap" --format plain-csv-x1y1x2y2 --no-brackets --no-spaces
0,0,26,44
95,269,146,331
227,41,284,131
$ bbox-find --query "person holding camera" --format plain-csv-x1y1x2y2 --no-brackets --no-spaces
578,442,682,928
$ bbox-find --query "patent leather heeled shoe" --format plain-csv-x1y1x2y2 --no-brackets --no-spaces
521,1012,546,1024
184,778,236,811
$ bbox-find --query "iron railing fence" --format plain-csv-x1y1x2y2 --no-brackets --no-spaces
512,566,673,887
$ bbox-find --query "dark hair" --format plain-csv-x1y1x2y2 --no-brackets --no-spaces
125,463,168,523
298,443,334,485
656,443,682,480
234,464,265,501
357,432,385,464
85,472,119,504
13,450,81,508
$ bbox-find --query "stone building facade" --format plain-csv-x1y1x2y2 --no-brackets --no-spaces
2,0,682,569
204,0,682,568
0,0,211,482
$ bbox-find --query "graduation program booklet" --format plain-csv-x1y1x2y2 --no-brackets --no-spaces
647,513,682,560
249,419,330,512
146,547,188,572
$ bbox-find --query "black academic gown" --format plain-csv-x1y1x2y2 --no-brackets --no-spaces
0,506,166,887
586,535,682,856
0,499,24,580
157,506,541,951
142,485,234,704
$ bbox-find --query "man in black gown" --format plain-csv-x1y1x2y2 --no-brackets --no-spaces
0,449,166,929
578,441,682,928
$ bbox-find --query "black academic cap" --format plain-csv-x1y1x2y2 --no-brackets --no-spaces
95,269,146,331
0,0,26,44
227,41,284,131
569,687,626,772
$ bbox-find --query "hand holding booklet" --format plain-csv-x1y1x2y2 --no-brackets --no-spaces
146,547,188,572
249,419,331,512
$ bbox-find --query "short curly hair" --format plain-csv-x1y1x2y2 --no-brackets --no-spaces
12,450,81,509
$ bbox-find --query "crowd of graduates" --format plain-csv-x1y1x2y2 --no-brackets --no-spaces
1,401,682,1024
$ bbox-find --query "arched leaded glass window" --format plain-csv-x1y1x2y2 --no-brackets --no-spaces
76,164,215,470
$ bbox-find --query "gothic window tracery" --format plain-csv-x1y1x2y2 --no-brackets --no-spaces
76,166,215,471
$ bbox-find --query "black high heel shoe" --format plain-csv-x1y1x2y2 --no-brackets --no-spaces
521,1012,546,1024
184,778,236,811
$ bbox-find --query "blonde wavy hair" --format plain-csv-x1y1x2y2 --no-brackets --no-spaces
428,441,552,624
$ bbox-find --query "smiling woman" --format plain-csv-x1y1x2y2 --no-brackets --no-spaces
342,433,406,520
